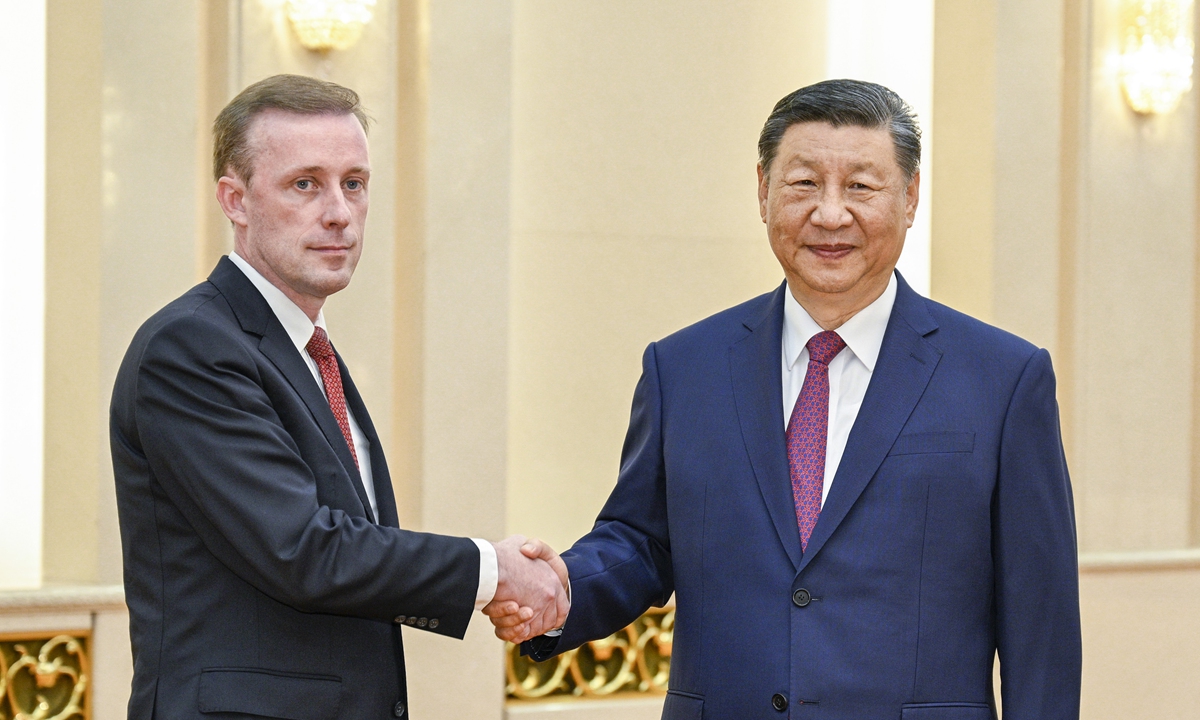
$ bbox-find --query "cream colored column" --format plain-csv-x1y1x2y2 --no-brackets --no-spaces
97,0,209,583
400,1,514,716
398,2,516,715
507,0,826,554
44,0,208,587
44,0,104,587
2,0,46,590
931,0,997,322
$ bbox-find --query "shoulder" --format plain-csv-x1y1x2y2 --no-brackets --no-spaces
119,282,249,376
652,285,781,357
916,295,1042,367
907,294,1055,402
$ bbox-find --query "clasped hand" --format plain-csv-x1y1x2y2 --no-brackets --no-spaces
483,536,569,644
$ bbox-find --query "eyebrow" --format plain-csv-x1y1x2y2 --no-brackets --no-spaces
288,165,371,176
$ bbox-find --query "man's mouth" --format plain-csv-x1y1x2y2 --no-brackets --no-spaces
807,244,855,259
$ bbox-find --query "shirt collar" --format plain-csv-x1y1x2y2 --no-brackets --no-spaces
783,272,897,372
228,252,327,354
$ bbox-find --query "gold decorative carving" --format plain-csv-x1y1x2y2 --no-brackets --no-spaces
0,633,90,720
506,607,673,700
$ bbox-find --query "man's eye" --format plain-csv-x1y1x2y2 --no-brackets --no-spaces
345,180,361,191
296,179,312,190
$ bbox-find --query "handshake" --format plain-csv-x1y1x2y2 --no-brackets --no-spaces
483,536,570,644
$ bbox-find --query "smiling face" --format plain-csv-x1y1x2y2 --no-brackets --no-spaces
216,109,370,320
758,121,919,327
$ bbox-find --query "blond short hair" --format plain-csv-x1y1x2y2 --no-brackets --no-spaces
212,74,370,184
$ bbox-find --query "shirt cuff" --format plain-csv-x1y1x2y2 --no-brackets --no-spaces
472,538,498,611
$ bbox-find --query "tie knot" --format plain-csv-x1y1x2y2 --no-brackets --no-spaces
306,326,335,361
806,330,846,366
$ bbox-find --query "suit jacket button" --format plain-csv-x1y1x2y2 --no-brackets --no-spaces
771,693,788,711
792,588,811,607
418,617,428,627
393,701,406,717
394,615,406,625
429,618,439,629
406,617,417,625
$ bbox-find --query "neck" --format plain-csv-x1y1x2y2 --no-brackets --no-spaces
789,277,889,331
231,245,325,322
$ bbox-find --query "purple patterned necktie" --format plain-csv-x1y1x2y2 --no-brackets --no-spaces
787,330,846,552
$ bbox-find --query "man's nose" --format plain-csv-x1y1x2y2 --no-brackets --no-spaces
322,188,352,228
810,187,853,229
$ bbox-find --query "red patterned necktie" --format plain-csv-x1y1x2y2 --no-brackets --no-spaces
306,327,359,470
786,330,846,552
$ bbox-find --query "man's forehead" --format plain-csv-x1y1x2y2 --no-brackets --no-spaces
245,110,370,170
775,121,897,171
247,109,367,144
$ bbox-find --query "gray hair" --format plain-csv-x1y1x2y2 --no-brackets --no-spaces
758,79,921,181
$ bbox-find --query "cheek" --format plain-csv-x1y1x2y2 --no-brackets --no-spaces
767,201,808,237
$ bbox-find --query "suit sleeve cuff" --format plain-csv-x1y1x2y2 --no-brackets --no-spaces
472,538,498,610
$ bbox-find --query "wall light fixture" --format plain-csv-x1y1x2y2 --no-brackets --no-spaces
1119,0,1194,114
286,0,378,52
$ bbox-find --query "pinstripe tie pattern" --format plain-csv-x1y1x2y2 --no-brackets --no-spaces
786,330,846,552
306,327,360,470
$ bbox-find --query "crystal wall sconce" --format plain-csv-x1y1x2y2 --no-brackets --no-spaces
1119,0,1194,114
286,0,378,52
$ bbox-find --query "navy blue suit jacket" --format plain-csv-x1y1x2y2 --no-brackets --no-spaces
535,274,1081,719
111,258,479,720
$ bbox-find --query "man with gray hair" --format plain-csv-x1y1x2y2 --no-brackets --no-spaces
112,74,567,720
492,79,1082,718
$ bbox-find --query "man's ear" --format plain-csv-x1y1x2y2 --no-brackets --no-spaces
904,171,920,228
215,175,249,228
757,163,769,223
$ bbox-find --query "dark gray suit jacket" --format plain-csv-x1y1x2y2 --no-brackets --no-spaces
111,257,479,720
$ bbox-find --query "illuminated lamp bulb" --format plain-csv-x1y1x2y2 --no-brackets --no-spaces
286,0,378,52
1119,0,1194,114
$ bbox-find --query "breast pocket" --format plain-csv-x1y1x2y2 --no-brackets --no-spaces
901,702,994,719
888,431,975,456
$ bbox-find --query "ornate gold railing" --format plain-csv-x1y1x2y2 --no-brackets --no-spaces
0,632,90,720
506,606,672,700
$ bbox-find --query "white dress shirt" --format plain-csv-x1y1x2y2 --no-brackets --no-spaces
782,273,897,508
229,253,498,609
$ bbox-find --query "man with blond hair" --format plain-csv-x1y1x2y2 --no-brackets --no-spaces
112,74,565,720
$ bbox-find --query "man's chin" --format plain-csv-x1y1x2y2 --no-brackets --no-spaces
302,273,354,299
788,270,863,298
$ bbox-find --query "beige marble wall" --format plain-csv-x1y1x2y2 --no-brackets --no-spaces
1079,558,1200,717
1071,0,1197,553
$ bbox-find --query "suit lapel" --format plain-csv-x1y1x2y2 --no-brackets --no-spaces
729,283,803,570
341,362,397,527
207,258,375,521
798,274,942,572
